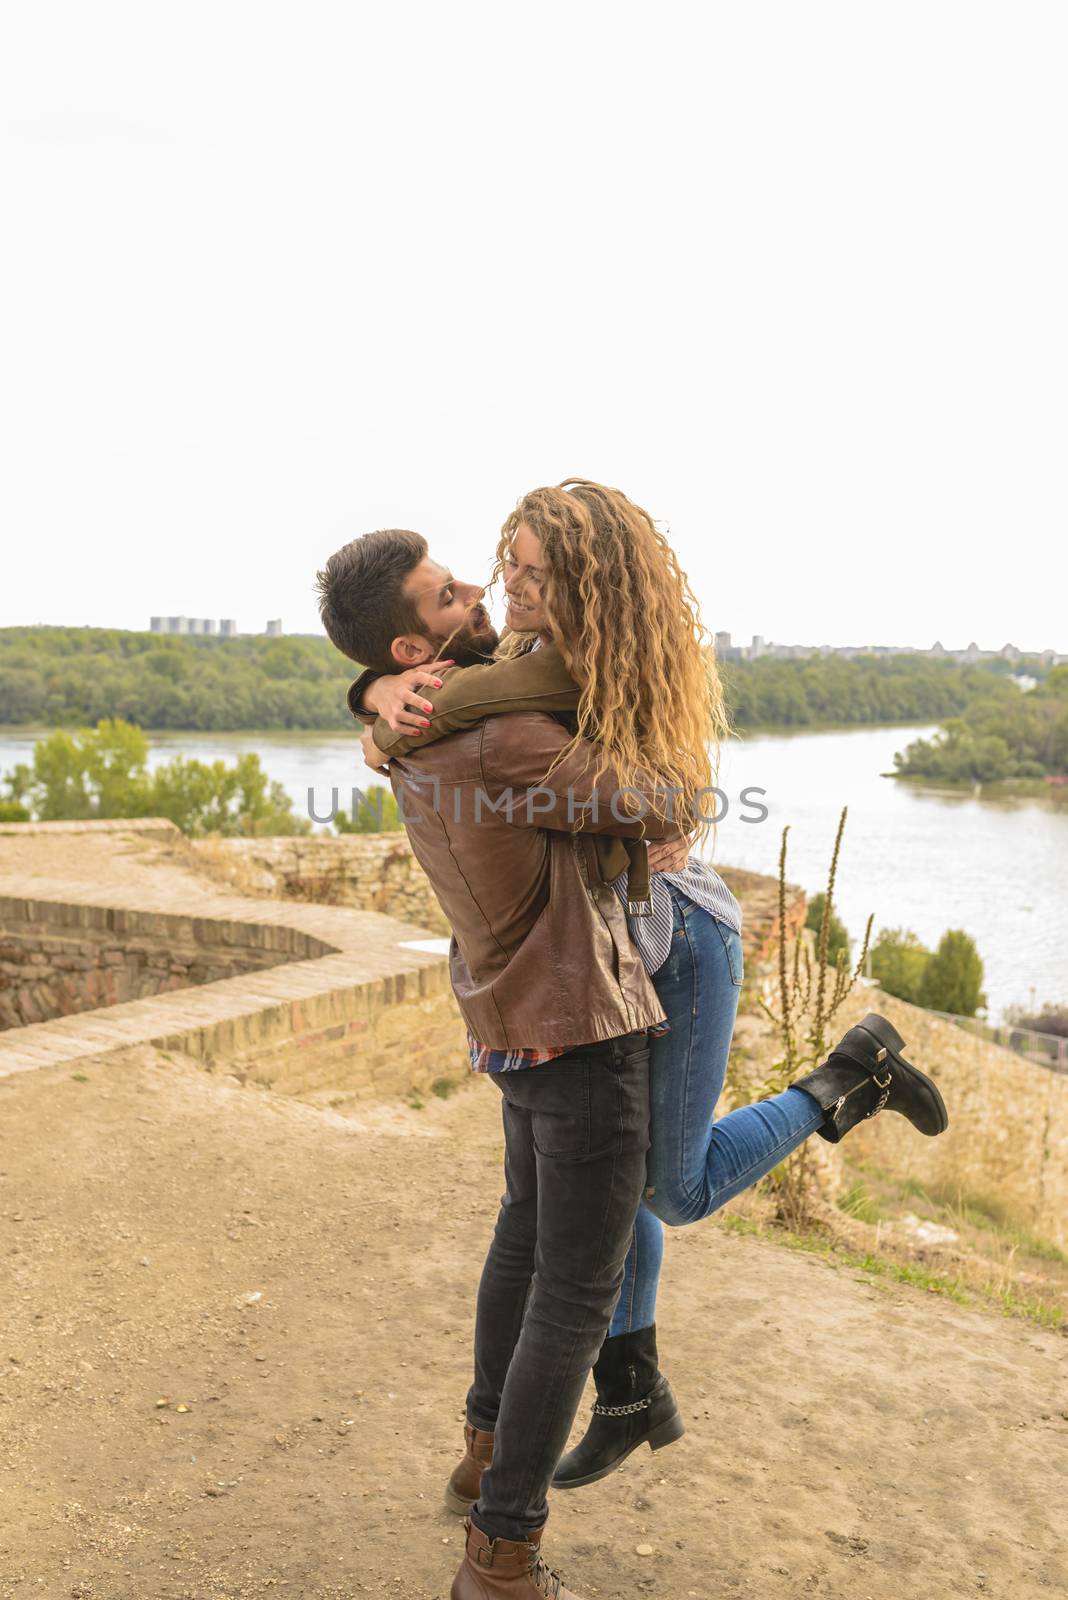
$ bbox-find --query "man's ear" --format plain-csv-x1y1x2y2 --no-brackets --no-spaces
390,634,434,668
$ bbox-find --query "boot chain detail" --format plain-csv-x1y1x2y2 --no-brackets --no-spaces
591,1396,653,1417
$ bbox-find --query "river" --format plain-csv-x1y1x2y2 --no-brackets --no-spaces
2,722,1065,1022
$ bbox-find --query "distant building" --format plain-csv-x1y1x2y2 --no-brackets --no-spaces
150,615,234,636
670,633,1067,666
265,619,284,637
219,619,238,638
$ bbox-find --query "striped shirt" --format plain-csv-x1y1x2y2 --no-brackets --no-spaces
612,855,742,976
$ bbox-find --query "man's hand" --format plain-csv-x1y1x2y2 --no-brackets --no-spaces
364,662,456,733
360,725,391,775
647,834,691,875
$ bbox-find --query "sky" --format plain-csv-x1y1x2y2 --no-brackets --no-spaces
2,2,1066,652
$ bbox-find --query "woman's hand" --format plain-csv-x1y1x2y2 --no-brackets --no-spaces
363,662,456,733
647,834,691,875
360,726,391,775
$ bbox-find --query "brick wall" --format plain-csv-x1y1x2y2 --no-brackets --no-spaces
0,896,330,1031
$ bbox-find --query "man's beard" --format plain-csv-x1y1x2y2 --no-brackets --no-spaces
432,606,500,667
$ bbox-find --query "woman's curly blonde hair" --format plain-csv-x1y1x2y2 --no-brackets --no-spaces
491,478,732,838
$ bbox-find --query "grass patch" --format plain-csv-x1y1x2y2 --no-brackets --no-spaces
718,1214,1062,1327
70,1073,89,1083
430,1077,458,1100
849,1163,1067,1265
897,1173,1067,1265
836,1180,885,1225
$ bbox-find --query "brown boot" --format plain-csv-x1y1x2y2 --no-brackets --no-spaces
450,1517,583,1599
444,1423,495,1515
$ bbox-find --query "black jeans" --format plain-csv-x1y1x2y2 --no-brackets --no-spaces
467,1029,652,1543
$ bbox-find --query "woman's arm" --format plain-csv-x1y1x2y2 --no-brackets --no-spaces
359,663,455,732
370,642,580,757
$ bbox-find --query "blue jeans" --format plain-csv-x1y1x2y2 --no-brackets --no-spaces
609,885,826,1336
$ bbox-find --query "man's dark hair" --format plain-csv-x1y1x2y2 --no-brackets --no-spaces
316,529,429,670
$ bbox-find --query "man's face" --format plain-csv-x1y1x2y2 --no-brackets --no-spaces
393,556,499,667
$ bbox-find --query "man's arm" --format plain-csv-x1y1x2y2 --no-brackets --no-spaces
372,643,579,755
478,713,691,842
346,668,382,723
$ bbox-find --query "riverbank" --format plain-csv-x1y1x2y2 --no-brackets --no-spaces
888,770,1068,801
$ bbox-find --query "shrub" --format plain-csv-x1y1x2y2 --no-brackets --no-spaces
919,929,987,1016
805,891,851,967
334,787,403,833
869,927,930,1006
2,719,309,837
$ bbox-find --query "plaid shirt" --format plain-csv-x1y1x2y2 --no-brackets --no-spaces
468,1020,670,1074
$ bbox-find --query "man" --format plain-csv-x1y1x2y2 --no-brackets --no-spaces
317,529,686,1600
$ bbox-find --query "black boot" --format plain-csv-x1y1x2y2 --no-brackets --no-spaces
551,1324,684,1490
791,1011,949,1143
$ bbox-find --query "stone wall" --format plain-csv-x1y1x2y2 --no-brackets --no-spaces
199,836,808,968
202,834,452,936
832,991,1068,1251
0,896,331,1031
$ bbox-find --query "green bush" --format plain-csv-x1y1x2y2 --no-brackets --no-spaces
919,930,987,1016
805,891,851,967
869,927,931,1006
334,787,403,833
2,719,309,837
870,925,986,1016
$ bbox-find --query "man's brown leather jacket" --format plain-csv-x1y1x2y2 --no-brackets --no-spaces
377,709,681,1050
347,640,662,915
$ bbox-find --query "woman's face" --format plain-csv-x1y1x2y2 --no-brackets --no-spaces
502,522,550,634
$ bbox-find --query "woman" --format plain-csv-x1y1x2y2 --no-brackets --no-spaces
359,478,948,1494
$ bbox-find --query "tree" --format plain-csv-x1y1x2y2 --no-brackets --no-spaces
805,891,850,967
3,719,309,837
919,929,987,1016
334,787,403,833
30,720,153,820
869,927,930,1006
149,753,310,836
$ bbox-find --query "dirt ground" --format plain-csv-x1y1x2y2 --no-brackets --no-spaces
1,1043,1065,1600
